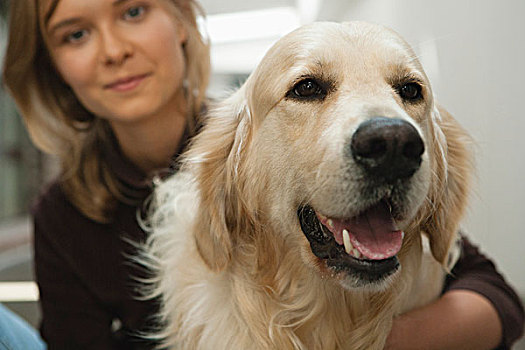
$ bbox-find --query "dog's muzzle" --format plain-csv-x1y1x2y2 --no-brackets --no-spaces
297,117,425,285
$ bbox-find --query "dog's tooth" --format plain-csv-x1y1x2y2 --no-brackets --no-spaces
342,229,352,255
401,231,405,239
327,219,334,229
353,249,362,259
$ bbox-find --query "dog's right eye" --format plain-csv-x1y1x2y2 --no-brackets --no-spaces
398,82,423,102
287,79,327,100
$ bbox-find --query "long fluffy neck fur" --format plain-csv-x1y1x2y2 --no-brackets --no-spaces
217,220,410,350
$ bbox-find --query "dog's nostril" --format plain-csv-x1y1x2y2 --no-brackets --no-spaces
402,139,425,160
350,117,424,182
356,137,388,159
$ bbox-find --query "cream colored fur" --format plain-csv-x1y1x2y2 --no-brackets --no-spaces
141,21,472,350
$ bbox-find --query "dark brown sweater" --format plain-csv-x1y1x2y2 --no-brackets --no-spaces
33,145,160,349
32,141,524,349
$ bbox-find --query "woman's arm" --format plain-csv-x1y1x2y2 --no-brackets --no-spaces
385,289,502,350
34,219,118,349
33,182,162,350
32,183,125,350
385,236,524,350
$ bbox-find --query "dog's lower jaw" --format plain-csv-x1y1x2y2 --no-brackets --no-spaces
311,242,401,291
335,265,400,292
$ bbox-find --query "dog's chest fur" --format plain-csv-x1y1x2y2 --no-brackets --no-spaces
148,174,444,350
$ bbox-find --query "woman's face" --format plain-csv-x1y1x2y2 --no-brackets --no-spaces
42,0,188,126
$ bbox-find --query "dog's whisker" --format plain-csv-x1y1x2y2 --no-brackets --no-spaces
415,34,455,50
302,173,337,208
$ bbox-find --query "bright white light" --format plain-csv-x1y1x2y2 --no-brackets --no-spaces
200,7,301,45
0,282,39,302
296,0,322,24
199,7,303,74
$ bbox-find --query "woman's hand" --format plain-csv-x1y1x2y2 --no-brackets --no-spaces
384,290,502,350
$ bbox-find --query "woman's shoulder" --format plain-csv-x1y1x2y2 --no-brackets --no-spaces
32,180,71,220
31,179,98,237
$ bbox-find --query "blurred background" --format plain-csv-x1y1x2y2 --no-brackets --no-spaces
1,0,524,346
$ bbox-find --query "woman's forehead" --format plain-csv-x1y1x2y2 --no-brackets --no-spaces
38,0,60,25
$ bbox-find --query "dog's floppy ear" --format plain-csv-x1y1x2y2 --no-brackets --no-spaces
422,104,473,266
186,89,253,272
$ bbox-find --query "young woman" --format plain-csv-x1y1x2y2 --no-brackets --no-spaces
2,0,523,349
4,0,209,348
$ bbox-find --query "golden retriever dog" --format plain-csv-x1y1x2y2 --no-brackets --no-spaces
141,21,472,349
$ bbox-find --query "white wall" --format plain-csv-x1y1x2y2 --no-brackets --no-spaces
318,0,525,294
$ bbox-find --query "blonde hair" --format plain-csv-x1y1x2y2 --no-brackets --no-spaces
2,0,210,222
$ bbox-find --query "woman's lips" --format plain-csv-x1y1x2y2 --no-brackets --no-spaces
104,73,151,92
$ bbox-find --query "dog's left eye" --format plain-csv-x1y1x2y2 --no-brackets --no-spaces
288,79,327,100
399,82,423,101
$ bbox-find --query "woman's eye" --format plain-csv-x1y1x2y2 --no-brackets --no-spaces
124,6,146,20
399,82,423,101
288,79,327,100
64,29,88,44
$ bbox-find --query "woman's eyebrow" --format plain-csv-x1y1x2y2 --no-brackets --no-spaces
112,0,133,6
46,0,132,35
48,17,82,36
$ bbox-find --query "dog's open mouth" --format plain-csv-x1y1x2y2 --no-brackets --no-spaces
298,200,403,283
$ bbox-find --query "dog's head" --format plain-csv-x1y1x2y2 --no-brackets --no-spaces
188,21,472,290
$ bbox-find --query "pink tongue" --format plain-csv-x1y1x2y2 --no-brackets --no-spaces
318,202,403,260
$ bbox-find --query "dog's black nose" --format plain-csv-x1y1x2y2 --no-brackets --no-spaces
350,117,424,182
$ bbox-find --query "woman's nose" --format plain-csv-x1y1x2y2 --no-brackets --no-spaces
99,28,133,66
